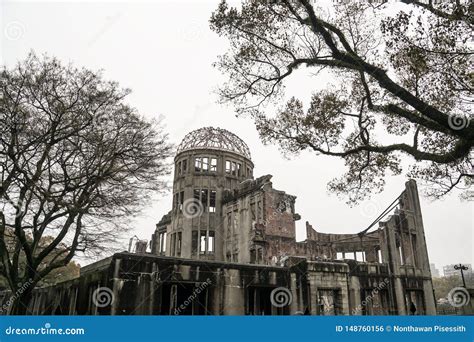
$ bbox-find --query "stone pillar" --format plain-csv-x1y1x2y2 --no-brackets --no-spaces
149,262,157,315
223,269,244,315
404,180,431,273
211,268,223,315
378,226,389,264
393,277,407,315
110,258,121,316
404,180,436,314
307,271,319,315
385,217,407,315
290,273,299,314
422,280,436,315
349,276,361,315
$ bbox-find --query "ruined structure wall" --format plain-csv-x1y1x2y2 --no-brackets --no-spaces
221,177,299,265
156,148,254,262
222,192,258,264
263,189,297,239
0,124,439,317
377,180,436,315
306,261,351,315
295,223,380,262
146,134,436,317
0,254,297,316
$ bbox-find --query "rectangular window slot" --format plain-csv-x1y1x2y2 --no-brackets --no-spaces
195,157,202,172
200,231,207,254
209,190,216,213
202,157,209,171
208,231,215,253
210,158,217,172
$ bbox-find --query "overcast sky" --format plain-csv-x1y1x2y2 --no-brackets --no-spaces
1,0,472,271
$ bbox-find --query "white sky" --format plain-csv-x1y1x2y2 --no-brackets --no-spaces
1,0,472,271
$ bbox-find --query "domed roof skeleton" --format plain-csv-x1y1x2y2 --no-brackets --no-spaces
176,127,252,160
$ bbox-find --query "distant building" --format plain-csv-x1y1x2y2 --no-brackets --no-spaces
443,264,473,278
430,263,440,278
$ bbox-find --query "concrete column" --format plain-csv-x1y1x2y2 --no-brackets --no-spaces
393,277,407,315
349,276,361,315
405,180,437,314
110,258,121,316
423,280,436,315
404,180,430,274
378,226,389,264
385,218,407,315
211,268,223,315
308,274,318,315
290,273,299,314
223,269,244,315
149,263,157,315
339,274,350,315
386,219,401,275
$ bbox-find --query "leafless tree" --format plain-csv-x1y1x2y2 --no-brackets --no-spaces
0,53,173,314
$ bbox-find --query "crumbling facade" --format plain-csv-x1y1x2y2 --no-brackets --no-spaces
0,127,437,315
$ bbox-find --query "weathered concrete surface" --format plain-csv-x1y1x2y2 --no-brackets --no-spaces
0,129,442,316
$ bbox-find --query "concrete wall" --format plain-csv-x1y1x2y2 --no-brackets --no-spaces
113,140,438,318
155,148,254,261
0,248,440,316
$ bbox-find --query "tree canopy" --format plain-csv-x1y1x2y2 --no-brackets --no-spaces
210,0,473,203
0,53,172,313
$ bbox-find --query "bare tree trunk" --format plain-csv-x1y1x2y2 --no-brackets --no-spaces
9,290,33,315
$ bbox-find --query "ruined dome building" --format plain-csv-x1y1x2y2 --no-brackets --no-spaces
2,127,437,315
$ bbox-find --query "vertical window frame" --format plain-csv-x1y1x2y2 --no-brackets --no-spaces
195,157,202,172
210,158,217,172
